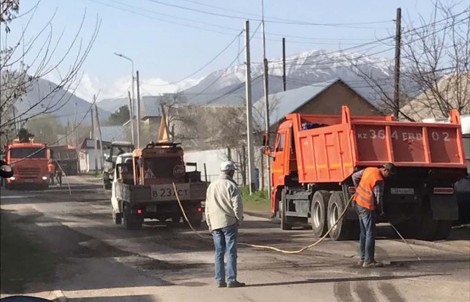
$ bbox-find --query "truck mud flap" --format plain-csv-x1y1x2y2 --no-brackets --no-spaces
430,195,459,220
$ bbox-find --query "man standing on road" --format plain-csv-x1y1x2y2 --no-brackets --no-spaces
352,162,396,268
47,160,56,185
205,161,245,288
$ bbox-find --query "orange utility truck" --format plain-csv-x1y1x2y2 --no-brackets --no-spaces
268,106,466,241
111,142,207,230
5,141,50,190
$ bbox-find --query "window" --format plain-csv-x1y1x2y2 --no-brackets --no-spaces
275,133,285,152
10,148,46,159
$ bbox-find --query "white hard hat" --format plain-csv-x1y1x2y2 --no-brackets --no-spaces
220,161,237,172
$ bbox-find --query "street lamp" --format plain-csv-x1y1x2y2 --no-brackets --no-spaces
114,52,136,146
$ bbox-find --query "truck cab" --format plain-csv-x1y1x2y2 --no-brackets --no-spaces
5,142,50,190
103,141,134,189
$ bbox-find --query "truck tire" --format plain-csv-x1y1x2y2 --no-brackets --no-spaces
393,220,416,239
415,201,439,241
280,188,292,230
433,220,452,240
123,203,142,230
113,212,122,225
327,191,356,241
310,190,330,237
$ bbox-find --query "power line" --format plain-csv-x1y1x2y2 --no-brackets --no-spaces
142,30,243,87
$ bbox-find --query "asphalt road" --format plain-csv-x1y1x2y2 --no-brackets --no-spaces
1,176,469,302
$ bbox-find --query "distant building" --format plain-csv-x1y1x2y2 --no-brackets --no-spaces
77,138,111,172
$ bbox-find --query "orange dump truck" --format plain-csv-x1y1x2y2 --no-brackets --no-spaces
269,106,467,241
5,142,50,190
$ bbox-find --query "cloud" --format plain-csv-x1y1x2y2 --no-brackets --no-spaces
63,73,203,101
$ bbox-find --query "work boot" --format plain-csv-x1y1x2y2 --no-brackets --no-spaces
362,260,384,268
227,281,246,288
217,282,227,288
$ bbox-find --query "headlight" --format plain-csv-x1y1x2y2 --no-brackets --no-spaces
10,177,15,181
42,176,48,180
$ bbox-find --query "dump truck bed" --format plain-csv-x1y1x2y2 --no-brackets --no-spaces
289,106,467,184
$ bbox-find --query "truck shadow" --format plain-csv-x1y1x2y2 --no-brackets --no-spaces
245,273,446,288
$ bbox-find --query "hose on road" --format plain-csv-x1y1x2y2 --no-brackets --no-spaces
172,182,353,254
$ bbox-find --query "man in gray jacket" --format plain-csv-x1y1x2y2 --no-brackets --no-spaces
205,161,245,288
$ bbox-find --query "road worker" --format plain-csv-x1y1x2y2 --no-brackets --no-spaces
352,162,396,268
205,161,245,288
47,160,56,185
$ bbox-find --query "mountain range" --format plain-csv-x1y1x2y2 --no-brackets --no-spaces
14,49,408,124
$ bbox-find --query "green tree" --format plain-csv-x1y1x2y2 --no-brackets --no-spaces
26,114,65,144
107,106,130,125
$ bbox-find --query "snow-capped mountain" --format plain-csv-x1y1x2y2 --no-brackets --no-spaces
182,49,399,107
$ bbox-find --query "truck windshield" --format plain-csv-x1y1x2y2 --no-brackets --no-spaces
10,148,46,159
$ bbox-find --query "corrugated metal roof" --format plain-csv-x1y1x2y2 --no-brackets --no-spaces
100,126,127,142
253,78,339,126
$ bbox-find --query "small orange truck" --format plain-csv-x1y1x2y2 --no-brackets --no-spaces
5,141,50,190
267,106,467,241
111,141,207,230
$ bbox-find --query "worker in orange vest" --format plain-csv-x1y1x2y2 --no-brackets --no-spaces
352,162,396,268
47,160,56,185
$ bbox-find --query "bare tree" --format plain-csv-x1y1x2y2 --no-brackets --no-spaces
350,1,470,121
400,2,470,120
0,1,101,138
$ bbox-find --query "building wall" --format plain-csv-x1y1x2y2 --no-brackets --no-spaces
298,81,381,116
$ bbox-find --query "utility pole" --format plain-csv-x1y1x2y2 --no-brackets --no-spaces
261,0,272,195
136,70,142,149
127,91,135,144
244,20,256,194
74,102,78,148
393,7,402,119
95,102,104,172
282,37,287,91
92,96,98,171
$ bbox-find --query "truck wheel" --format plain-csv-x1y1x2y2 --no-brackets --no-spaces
280,188,292,230
327,192,355,241
393,220,416,239
415,201,439,240
433,220,452,240
310,190,330,237
123,204,142,230
113,212,122,225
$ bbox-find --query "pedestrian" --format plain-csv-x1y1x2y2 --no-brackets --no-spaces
55,162,63,186
352,162,396,268
47,160,56,185
205,161,245,288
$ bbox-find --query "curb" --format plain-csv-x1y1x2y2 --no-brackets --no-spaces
51,290,67,302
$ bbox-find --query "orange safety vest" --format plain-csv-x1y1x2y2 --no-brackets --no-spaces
353,167,383,210
48,163,56,174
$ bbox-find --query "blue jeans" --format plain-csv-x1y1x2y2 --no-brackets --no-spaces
354,203,376,262
212,223,238,284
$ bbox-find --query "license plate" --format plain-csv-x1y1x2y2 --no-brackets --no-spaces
390,188,414,195
150,184,190,201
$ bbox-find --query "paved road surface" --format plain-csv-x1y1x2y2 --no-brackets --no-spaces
1,176,469,301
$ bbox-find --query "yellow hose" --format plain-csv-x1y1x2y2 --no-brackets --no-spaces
172,182,354,254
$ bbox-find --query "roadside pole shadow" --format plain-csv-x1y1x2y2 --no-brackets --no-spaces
243,273,447,288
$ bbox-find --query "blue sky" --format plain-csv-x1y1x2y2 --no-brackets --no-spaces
4,0,467,100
